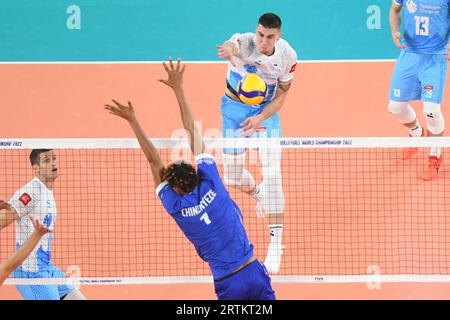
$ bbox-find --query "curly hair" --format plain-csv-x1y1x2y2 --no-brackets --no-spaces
162,161,199,194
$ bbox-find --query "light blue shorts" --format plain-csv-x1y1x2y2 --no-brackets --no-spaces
12,264,75,300
390,50,448,103
221,94,282,154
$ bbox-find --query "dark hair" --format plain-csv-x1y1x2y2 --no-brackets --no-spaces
258,13,282,29
30,149,52,166
162,161,199,194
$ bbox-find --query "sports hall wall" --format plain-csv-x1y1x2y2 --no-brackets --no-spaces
0,0,396,61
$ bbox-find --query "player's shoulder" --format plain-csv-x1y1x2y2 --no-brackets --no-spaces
230,32,255,44
14,178,42,198
278,38,297,59
195,153,216,164
233,32,255,38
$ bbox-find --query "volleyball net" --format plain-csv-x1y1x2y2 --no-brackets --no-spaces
1,137,450,285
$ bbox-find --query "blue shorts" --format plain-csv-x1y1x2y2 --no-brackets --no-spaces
221,94,281,154
12,264,75,300
390,50,448,103
213,259,276,300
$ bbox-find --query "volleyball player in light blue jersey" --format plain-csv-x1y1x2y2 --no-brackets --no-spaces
388,0,449,181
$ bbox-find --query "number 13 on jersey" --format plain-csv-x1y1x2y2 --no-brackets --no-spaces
415,16,430,36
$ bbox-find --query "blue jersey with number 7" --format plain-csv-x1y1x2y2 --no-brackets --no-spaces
156,153,254,280
395,0,450,54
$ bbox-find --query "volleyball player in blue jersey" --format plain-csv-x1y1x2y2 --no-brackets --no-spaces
388,0,449,180
105,58,275,300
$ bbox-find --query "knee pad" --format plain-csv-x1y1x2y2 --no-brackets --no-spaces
388,100,416,124
222,152,255,192
423,102,445,135
222,152,245,186
259,147,284,214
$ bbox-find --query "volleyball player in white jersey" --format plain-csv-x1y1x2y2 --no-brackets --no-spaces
217,13,298,273
0,149,85,300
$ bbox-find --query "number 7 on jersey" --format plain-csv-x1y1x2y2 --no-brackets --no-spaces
200,212,211,225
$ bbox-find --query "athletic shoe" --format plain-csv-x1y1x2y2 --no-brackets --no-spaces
421,155,442,181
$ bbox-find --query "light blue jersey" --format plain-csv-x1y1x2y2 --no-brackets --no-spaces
390,0,449,102
396,0,450,54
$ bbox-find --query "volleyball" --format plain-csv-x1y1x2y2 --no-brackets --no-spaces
237,73,268,105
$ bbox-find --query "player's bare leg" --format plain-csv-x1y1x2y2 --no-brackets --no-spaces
388,100,424,160
400,119,425,160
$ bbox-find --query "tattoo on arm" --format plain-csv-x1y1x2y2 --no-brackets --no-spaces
278,81,292,93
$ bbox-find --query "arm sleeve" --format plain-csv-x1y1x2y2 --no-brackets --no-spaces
156,181,182,215
279,47,298,82
228,33,255,58
228,33,243,55
195,153,222,182
9,190,37,218
394,0,403,5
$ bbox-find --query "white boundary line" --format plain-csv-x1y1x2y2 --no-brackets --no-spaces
4,274,450,285
1,137,450,149
0,59,396,64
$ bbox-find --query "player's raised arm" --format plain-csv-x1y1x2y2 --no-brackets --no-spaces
0,200,19,231
158,57,206,156
216,41,238,67
105,100,165,186
0,215,51,286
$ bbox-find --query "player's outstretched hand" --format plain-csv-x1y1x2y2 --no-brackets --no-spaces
0,199,11,211
105,100,136,123
28,214,52,236
239,115,264,137
392,31,406,49
158,57,185,90
216,44,237,67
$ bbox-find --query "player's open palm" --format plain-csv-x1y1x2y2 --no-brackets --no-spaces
216,45,237,67
104,100,136,123
159,57,185,90
28,214,52,236
239,115,263,137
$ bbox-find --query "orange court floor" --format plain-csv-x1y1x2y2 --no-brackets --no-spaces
0,62,450,299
